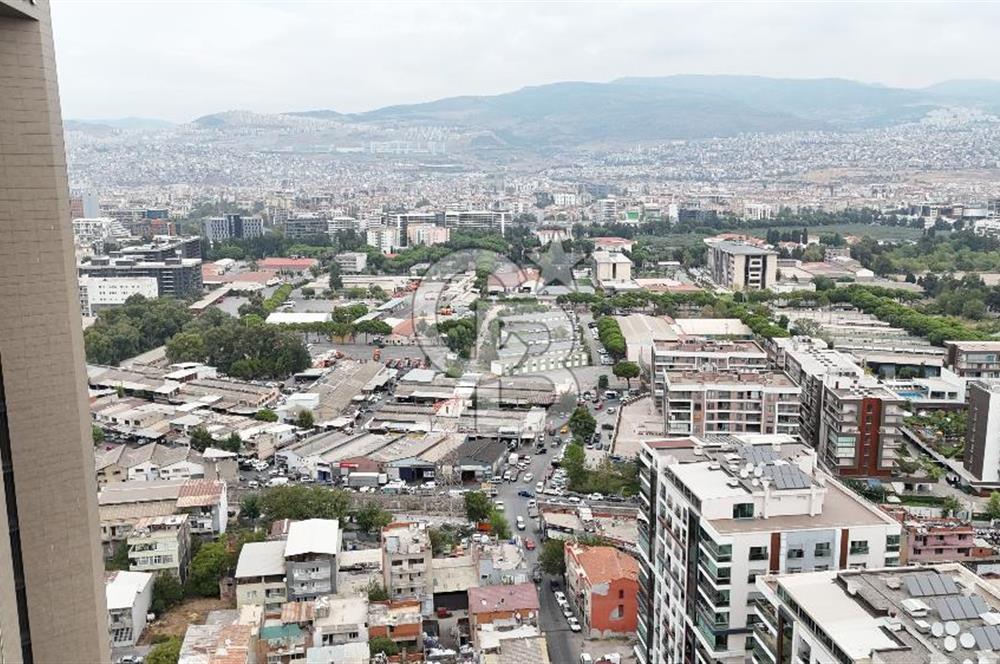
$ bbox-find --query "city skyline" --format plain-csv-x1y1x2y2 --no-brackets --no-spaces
53,1,1000,121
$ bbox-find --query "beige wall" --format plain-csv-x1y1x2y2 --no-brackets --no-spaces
0,1,110,662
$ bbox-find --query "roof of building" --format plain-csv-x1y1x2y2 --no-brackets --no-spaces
672,318,753,337
567,543,639,587
616,314,679,346
98,479,187,505
593,250,633,264
105,570,154,610
259,257,318,271
265,312,331,325
945,341,1000,351
430,555,480,593
284,519,340,557
176,480,226,508
711,240,778,256
234,541,287,579
468,582,540,615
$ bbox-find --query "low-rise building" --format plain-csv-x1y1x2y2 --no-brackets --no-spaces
592,250,633,288
564,543,639,638
467,583,540,649
127,514,191,580
234,540,288,611
285,519,341,600
882,508,996,564
367,599,423,656
105,570,154,648
333,251,368,274
312,596,369,649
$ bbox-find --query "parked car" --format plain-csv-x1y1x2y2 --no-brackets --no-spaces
517,489,534,498
523,473,534,482
494,500,505,511
525,538,536,551
568,617,582,632
562,607,574,619
516,516,526,530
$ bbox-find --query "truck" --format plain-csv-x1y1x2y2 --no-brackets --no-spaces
266,476,289,488
508,452,519,466
347,472,388,488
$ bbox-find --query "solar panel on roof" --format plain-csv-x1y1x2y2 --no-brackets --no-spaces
739,445,779,465
933,596,990,621
904,572,959,597
971,624,1000,650
764,464,811,490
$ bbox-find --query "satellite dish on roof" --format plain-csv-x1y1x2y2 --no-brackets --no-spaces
944,636,957,653
931,622,945,638
946,621,961,637
960,632,976,649
754,467,764,478
740,469,749,478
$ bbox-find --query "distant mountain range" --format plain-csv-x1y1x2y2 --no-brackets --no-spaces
67,75,1000,148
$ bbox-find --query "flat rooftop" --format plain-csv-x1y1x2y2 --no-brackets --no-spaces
711,241,777,256
664,370,797,388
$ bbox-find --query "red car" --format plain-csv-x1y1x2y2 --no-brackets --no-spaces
594,401,604,411
524,538,536,550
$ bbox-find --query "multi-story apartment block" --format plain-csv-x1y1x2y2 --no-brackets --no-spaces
652,340,769,406
127,514,192,580
116,236,202,261
946,340,1000,378
285,518,341,600
819,375,906,478
881,508,995,564
444,209,509,232
73,216,130,246
771,336,864,449
105,570,154,648
382,522,432,602
234,540,290,612
706,241,778,291
334,251,368,274
328,216,363,235
635,435,901,664
663,371,801,438
79,275,159,317
79,255,203,298
754,563,998,664
284,215,329,240
407,222,450,246
202,213,264,244
964,379,1000,484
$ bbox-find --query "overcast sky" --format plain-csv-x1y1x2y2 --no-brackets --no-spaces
52,1,1000,122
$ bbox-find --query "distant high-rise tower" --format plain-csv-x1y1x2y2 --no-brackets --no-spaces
0,1,110,662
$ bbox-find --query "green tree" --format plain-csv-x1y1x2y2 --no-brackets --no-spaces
295,409,315,428
259,485,351,522
539,539,566,576
369,636,400,657
220,432,242,453
146,636,182,664
151,573,185,614
489,510,511,539
165,331,206,364
612,360,641,389
329,262,343,290
464,491,494,523
240,493,262,523
366,579,389,602
92,424,105,445
987,492,1000,521
106,542,129,571
568,406,596,443
597,374,609,390
255,408,278,422
941,495,962,517
355,501,393,534
189,426,215,452
562,443,588,489
428,527,456,556
187,539,232,598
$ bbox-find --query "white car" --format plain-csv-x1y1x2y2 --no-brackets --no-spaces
527,499,537,508
589,493,605,501
523,473,534,482
563,606,574,619
494,500,505,511
554,590,566,602
516,516,526,530
568,617,582,632
535,481,544,492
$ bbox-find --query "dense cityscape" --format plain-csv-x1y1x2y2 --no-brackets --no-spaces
9,3,1000,664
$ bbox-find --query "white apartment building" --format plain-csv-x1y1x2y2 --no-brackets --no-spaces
652,340,769,405
635,435,901,664
333,251,368,274
443,209,508,233
234,540,288,612
706,241,778,291
366,225,398,254
755,563,998,664
105,570,154,648
126,514,191,581
663,371,801,438
78,275,159,317
72,216,129,245
327,216,363,234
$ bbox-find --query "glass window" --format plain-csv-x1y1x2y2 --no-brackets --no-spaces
733,503,755,519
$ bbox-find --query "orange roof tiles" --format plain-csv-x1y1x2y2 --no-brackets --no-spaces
568,544,639,586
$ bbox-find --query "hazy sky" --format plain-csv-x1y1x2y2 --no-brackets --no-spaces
52,1,1000,122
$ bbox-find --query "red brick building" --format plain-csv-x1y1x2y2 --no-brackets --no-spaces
565,543,639,638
